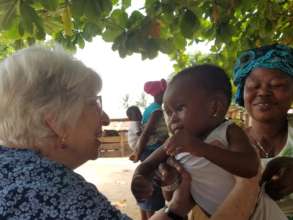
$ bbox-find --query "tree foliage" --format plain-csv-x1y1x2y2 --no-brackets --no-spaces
0,0,292,73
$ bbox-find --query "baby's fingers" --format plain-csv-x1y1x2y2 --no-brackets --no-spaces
164,141,177,156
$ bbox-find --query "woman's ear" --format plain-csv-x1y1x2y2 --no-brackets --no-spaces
44,113,64,138
44,114,69,151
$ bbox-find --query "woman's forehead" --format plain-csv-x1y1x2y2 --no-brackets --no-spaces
248,68,291,80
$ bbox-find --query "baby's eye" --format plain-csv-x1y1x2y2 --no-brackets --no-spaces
175,104,185,112
163,108,172,117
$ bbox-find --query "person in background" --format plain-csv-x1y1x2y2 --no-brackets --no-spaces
132,64,286,220
233,43,293,219
126,106,143,160
131,79,169,220
132,79,169,162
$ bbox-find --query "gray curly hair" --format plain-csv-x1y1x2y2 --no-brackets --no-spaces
0,45,102,147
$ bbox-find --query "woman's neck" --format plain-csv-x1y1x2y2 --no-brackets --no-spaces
250,118,288,139
249,118,288,155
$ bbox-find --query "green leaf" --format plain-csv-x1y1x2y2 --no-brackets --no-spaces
99,0,113,15
84,22,103,36
84,0,101,20
26,37,35,45
19,2,34,33
77,34,85,48
71,0,85,18
0,0,17,29
145,0,157,9
102,28,122,42
122,0,131,9
128,11,144,29
43,18,63,34
111,9,128,28
173,33,186,50
112,0,119,5
40,0,58,11
180,9,200,39
0,18,20,39
159,39,174,54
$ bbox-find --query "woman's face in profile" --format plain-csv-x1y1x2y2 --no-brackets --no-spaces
65,96,107,167
244,67,293,122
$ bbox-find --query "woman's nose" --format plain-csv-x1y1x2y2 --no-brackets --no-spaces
257,84,272,96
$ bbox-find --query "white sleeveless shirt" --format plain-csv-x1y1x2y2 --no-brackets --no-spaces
176,120,286,219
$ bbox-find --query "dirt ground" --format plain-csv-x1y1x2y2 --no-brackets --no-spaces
75,157,141,219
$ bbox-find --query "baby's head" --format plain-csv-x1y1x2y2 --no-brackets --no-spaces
163,64,232,138
126,106,142,122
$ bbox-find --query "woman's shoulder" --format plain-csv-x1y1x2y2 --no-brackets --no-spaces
0,146,131,219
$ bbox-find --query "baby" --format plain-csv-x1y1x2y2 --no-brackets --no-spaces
131,64,286,220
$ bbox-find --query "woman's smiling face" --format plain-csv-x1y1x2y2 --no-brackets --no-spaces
244,67,293,122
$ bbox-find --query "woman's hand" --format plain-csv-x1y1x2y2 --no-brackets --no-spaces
261,156,293,200
159,157,195,217
211,170,261,220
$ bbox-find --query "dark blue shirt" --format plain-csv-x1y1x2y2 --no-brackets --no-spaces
0,146,131,220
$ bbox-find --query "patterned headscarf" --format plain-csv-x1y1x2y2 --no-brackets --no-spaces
233,44,293,106
144,79,167,97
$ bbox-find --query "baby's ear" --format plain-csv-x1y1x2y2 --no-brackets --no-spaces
208,94,227,118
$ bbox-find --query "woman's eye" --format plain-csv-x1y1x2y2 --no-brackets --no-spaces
246,81,259,89
270,82,286,89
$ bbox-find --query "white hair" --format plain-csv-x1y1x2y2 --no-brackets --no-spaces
0,45,102,147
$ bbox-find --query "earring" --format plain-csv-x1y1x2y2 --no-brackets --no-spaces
212,112,217,117
60,136,67,149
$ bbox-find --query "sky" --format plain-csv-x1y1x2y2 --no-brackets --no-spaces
75,37,175,118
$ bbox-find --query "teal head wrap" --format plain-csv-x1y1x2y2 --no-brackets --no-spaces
233,44,293,106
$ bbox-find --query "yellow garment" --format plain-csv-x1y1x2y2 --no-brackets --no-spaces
189,206,209,220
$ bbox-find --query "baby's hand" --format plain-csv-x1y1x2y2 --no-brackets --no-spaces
131,174,153,202
164,130,205,157
129,152,139,163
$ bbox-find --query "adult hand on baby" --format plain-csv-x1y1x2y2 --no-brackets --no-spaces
131,174,154,202
165,157,195,217
261,156,293,200
164,129,205,157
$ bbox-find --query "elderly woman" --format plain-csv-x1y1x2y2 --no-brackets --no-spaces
0,45,193,220
234,43,293,219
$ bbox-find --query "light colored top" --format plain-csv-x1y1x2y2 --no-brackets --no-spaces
175,120,235,215
127,121,142,150
176,120,286,219
261,116,293,216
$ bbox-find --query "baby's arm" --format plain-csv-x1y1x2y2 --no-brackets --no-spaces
199,124,259,178
165,124,258,177
131,145,169,201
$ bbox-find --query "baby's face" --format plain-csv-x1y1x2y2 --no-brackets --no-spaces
163,80,213,137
